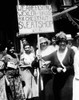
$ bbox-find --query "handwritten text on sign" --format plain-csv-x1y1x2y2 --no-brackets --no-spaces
17,5,54,34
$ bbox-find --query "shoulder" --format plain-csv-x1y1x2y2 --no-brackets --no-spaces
3,54,12,59
71,46,77,53
74,51,79,62
1,54,12,63
30,52,35,56
67,47,75,54
66,48,75,60
20,53,25,58
71,46,77,50
74,50,79,57
43,50,56,61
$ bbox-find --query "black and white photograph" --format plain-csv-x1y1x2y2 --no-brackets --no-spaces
0,0,79,100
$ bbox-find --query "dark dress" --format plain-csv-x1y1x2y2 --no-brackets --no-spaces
43,48,74,100
40,56,54,100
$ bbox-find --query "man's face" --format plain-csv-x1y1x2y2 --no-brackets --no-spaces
67,40,72,48
24,45,31,54
22,39,28,45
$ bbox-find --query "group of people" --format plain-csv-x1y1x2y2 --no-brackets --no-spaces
0,31,79,100
0,40,39,100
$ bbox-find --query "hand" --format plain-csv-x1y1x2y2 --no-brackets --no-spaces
57,67,63,73
44,61,51,67
60,62,67,73
51,66,57,74
62,68,67,72
0,61,4,69
36,55,42,60
34,69,38,77
42,61,50,68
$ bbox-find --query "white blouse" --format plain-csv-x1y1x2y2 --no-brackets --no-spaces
74,50,79,79
20,52,35,67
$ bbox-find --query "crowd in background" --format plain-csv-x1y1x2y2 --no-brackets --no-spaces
0,31,79,100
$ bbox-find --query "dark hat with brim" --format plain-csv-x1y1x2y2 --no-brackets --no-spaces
56,31,67,44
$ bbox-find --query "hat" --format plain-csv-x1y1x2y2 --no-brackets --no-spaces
56,31,67,44
75,32,79,39
56,31,67,39
39,37,50,44
66,34,73,40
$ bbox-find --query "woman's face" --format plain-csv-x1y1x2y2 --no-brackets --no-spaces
40,41,48,50
59,41,66,51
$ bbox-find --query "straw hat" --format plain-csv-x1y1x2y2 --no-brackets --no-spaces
66,34,73,40
39,37,50,44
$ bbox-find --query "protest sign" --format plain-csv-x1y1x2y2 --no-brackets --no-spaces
17,5,54,34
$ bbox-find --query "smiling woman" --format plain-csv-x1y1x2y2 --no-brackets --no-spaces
47,31,75,100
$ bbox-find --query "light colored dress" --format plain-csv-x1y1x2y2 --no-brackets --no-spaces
0,61,7,100
36,45,56,91
20,52,39,99
73,49,79,100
